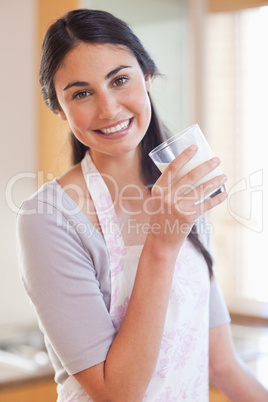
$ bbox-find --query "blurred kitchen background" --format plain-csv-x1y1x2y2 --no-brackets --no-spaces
1,0,268,400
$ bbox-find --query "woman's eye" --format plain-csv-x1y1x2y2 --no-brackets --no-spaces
112,76,129,87
73,90,90,100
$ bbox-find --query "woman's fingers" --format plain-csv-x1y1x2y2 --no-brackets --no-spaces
173,174,228,219
151,145,228,232
157,146,222,193
157,145,198,187
174,156,221,193
194,174,227,203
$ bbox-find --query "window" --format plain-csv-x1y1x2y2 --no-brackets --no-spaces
203,5,268,317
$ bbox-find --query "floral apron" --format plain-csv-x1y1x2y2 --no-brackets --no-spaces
57,151,210,401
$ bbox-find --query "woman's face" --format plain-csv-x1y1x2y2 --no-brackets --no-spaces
54,43,152,157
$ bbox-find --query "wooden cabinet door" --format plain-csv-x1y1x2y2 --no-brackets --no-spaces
0,380,57,402
210,386,230,401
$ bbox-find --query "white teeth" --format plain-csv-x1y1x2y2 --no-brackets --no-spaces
100,119,130,134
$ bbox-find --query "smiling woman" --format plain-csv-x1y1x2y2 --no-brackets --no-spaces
16,8,267,402
54,43,151,153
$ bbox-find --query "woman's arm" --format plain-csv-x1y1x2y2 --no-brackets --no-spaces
209,323,268,401
74,147,227,401
74,238,180,401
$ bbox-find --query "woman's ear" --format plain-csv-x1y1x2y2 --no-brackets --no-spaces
145,74,152,92
57,110,67,121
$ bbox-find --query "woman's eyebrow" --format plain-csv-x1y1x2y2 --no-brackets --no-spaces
105,65,131,79
63,65,131,91
63,81,90,91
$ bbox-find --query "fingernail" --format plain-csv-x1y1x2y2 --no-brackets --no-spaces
189,144,198,151
213,157,220,165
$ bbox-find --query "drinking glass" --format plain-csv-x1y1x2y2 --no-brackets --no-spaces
149,124,225,202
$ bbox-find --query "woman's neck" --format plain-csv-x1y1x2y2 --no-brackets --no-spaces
89,147,144,191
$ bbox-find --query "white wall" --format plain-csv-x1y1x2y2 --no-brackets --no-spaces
0,0,38,327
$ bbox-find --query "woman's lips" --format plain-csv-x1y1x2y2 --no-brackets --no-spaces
98,118,131,134
95,118,133,139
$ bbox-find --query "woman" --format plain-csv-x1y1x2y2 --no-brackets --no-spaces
17,9,267,401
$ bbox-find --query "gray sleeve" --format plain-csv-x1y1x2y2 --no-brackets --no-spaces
209,271,231,328
17,197,116,375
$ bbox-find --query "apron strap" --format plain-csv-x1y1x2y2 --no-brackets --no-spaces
81,151,125,259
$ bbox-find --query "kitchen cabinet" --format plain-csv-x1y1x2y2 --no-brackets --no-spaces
1,381,227,402
0,379,57,402
210,386,230,401
0,382,231,402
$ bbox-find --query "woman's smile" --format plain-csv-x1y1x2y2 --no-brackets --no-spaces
97,117,132,134
54,43,151,156
95,117,134,139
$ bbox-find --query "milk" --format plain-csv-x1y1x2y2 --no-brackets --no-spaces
156,160,221,188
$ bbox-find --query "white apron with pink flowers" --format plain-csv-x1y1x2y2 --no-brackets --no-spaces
57,151,210,401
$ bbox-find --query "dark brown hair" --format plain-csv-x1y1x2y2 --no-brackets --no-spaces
40,9,213,277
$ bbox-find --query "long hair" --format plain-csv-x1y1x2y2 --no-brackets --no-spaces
40,9,213,277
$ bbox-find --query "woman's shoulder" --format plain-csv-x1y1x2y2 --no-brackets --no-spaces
18,177,72,216
17,163,100,237
57,162,100,230
18,163,84,213
16,174,100,251
16,164,84,228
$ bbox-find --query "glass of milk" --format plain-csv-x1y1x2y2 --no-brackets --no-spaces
149,124,225,202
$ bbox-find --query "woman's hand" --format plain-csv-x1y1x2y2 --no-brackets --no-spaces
149,144,227,249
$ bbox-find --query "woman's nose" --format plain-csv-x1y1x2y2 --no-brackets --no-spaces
97,92,121,120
